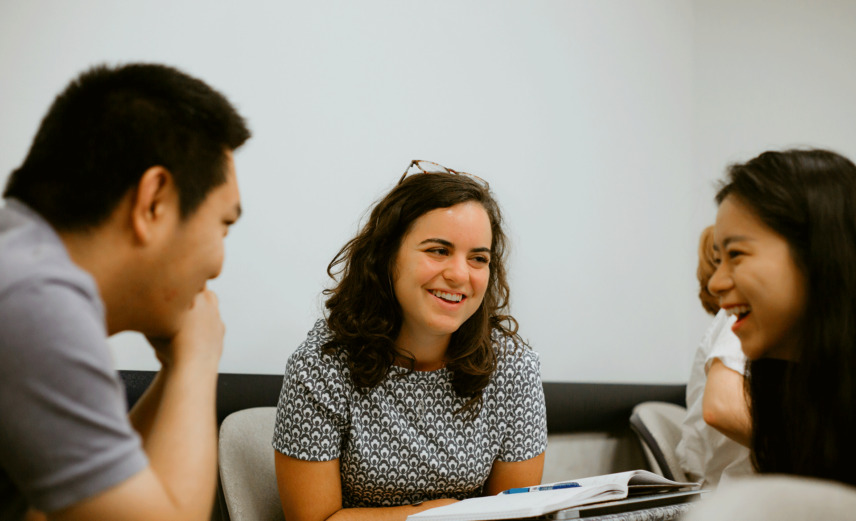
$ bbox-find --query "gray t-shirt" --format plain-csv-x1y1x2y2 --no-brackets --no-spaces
0,199,147,520
273,319,547,508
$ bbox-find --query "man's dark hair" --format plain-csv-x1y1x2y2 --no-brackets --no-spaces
4,63,251,230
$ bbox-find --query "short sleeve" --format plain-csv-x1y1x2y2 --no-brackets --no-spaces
704,313,746,376
496,339,547,462
0,280,147,513
272,323,351,461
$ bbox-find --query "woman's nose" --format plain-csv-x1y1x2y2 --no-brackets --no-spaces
707,264,731,297
443,255,468,283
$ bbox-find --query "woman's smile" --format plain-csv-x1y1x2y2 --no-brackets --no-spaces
429,289,465,303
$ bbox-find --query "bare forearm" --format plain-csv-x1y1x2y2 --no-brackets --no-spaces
46,366,220,520
141,361,219,516
703,360,752,447
326,500,457,521
276,453,457,521
128,370,166,440
482,453,544,495
703,403,751,446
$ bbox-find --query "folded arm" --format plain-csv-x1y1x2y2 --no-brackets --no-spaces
51,290,224,521
702,358,751,447
274,452,458,521
275,450,544,521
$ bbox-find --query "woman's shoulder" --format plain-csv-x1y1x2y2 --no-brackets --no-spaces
486,329,544,403
288,319,349,372
491,328,540,369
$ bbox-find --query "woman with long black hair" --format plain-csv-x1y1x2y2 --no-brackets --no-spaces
707,148,856,485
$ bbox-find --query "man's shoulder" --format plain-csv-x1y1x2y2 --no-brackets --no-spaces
0,201,106,363
0,205,142,515
0,201,99,304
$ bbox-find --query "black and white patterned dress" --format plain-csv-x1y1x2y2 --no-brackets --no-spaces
272,319,547,508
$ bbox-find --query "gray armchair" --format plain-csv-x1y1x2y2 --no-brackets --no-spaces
218,407,285,521
629,401,688,482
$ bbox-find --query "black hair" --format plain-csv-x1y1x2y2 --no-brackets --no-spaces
4,63,250,230
716,148,856,485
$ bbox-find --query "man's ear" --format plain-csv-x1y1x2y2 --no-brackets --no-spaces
130,166,176,244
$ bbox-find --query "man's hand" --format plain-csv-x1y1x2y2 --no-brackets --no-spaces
147,290,224,370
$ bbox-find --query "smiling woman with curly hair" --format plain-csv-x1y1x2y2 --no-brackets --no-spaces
272,161,546,521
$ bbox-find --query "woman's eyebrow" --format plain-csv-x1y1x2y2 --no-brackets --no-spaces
417,239,491,254
712,236,753,252
418,238,453,247
723,236,752,248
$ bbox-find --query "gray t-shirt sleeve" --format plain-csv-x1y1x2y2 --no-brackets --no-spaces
0,280,148,513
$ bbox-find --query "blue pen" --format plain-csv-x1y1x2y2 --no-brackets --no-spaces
501,482,581,494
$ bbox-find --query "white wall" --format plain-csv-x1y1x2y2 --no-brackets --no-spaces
2,1,852,383
691,0,856,236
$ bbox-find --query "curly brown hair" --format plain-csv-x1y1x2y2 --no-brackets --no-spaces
323,171,521,418
696,225,719,315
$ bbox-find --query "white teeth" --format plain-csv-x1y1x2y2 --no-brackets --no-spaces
432,290,463,303
726,305,751,317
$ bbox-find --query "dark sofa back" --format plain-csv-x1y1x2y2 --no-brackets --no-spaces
120,371,685,433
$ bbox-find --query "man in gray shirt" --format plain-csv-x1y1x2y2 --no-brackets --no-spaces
0,64,250,521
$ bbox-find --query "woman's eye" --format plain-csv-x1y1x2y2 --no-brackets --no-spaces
727,250,743,259
427,248,449,256
472,255,490,265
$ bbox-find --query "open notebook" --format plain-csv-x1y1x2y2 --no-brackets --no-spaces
543,489,706,519
406,470,699,521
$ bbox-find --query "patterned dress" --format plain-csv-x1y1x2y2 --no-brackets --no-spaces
272,319,547,507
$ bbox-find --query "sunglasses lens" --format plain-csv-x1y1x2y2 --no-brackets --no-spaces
413,160,449,174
